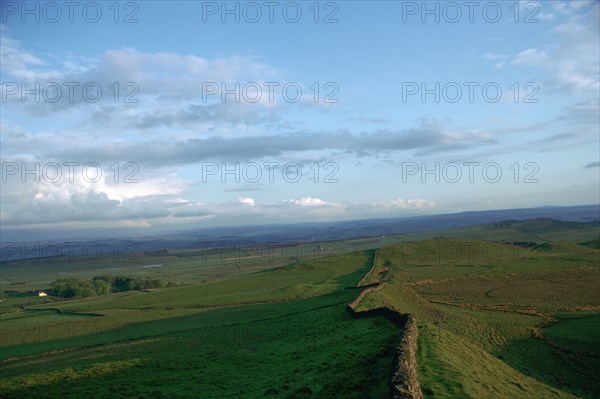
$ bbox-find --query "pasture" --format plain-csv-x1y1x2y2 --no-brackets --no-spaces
355,235,599,398
1,218,598,398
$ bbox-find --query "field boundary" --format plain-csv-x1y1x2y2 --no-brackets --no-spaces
348,252,423,399
346,303,423,399
356,249,381,287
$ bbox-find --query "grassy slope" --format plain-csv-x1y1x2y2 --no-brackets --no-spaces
2,219,598,398
1,291,399,399
3,251,370,313
1,250,403,399
356,238,599,399
4,219,596,293
1,251,370,351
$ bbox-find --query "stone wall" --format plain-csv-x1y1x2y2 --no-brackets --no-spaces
346,305,423,399
389,313,423,399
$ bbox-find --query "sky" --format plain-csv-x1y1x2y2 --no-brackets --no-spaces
0,0,599,241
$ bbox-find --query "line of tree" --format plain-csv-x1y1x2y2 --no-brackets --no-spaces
49,275,167,298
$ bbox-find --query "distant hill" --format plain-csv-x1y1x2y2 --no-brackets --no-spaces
166,204,600,243
2,204,598,262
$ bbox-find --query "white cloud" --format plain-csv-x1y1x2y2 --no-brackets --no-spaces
238,197,255,206
509,3,599,93
384,199,437,210
289,197,327,206
511,48,550,66
483,53,510,61
0,30,285,116
482,3,598,93
0,26,56,81
0,158,192,226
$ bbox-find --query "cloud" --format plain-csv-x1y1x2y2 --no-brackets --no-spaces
0,26,57,81
346,116,390,125
0,30,283,116
0,164,441,229
559,98,600,124
224,184,265,193
0,159,191,226
584,162,600,169
483,53,510,61
482,52,510,67
0,185,175,225
238,197,255,206
171,207,214,218
529,129,597,153
483,3,599,93
123,102,282,129
32,120,495,168
511,48,550,66
288,197,327,206
383,199,437,210
543,3,599,92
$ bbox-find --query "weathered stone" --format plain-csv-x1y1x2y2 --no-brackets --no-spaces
346,305,423,399
390,314,423,399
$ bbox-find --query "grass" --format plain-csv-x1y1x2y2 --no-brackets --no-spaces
543,313,600,356
497,312,600,398
1,287,399,398
1,219,599,398
1,251,372,350
1,250,404,398
417,323,577,399
355,238,599,398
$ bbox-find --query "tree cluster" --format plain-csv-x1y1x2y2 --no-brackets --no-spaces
50,275,166,298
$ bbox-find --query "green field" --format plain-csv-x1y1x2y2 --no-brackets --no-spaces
1,250,402,398
354,234,599,398
1,291,399,399
1,219,599,398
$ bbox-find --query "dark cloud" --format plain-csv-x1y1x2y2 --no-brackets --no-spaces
559,99,600,124
45,124,495,167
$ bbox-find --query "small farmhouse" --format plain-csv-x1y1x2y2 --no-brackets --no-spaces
37,291,48,297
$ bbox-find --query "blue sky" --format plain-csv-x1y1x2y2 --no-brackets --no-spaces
1,0,598,240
